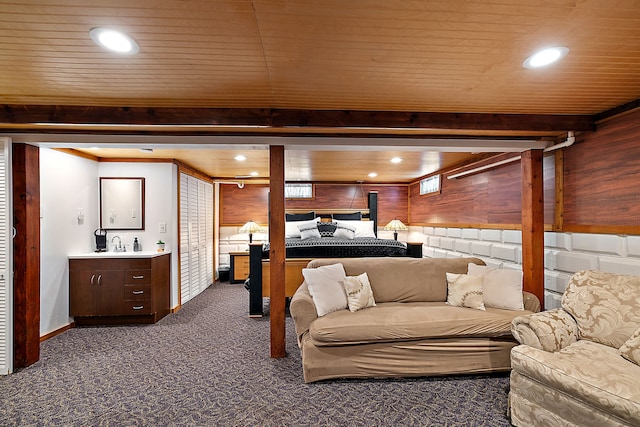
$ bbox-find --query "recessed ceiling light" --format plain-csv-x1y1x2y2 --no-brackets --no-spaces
89,27,139,55
368,172,378,178
249,171,259,176
390,157,402,164
234,155,247,161
523,47,569,69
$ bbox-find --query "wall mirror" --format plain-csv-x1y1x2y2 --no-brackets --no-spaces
100,177,145,230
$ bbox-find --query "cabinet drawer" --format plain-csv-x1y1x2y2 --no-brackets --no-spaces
124,284,151,301
121,303,153,315
125,269,151,284
235,257,250,268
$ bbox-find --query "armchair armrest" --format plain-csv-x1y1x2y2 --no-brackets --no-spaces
511,308,578,352
522,291,541,312
289,283,318,347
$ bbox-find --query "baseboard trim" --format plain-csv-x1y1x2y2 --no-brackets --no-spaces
40,322,75,342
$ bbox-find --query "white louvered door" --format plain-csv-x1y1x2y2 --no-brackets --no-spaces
179,173,191,304
179,172,213,304
0,138,13,375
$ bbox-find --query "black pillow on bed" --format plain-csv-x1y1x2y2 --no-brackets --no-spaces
332,212,362,220
286,212,316,221
317,222,338,237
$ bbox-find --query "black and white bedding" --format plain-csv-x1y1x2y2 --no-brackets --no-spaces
262,237,407,258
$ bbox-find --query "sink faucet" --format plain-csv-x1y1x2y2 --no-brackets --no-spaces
111,235,123,252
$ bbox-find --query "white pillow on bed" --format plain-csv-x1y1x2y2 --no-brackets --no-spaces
302,263,348,317
335,220,376,238
298,221,321,240
285,217,320,238
333,222,356,240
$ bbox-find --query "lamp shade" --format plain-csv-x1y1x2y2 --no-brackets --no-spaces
240,220,263,234
384,219,408,231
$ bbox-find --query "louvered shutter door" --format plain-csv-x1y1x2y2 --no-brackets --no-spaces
0,138,12,374
179,173,213,304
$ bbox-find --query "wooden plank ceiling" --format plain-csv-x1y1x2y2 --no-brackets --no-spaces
1,0,639,181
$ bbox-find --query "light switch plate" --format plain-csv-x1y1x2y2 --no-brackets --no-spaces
159,223,167,233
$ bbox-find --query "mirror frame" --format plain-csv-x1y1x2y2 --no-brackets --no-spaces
100,177,145,230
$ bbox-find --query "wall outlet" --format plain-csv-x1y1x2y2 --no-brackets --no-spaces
159,223,167,233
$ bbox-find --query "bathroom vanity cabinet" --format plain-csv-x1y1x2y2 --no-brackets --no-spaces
69,252,170,325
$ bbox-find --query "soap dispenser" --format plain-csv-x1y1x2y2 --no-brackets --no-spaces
133,237,141,252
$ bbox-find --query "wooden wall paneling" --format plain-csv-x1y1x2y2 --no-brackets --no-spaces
408,155,556,228
563,109,640,233
12,143,40,368
220,184,269,226
521,150,545,309
269,146,286,358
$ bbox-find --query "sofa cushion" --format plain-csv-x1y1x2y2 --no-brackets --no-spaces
620,326,640,366
562,270,640,349
309,301,527,346
511,340,640,425
306,257,484,303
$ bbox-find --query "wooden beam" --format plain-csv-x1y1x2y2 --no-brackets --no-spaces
12,143,40,368
271,109,595,132
269,146,286,358
521,150,545,310
0,105,594,134
592,97,640,124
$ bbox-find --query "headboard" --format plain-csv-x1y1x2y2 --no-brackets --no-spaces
284,191,378,236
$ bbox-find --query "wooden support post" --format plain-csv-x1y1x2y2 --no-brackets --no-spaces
12,143,40,368
269,146,286,358
554,150,564,231
521,149,545,310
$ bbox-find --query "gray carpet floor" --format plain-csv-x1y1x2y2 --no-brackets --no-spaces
0,282,513,426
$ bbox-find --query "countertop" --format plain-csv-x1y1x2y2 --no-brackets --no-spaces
69,250,171,259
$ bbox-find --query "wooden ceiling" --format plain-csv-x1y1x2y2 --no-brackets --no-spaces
1,0,640,181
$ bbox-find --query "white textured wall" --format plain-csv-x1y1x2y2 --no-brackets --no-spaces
218,226,269,266
410,226,640,310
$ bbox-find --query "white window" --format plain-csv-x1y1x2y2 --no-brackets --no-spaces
420,175,441,195
285,183,313,199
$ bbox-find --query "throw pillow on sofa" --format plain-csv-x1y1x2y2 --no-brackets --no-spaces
467,263,524,310
341,272,376,312
302,263,348,316
620,326,640,366
445,273,485,311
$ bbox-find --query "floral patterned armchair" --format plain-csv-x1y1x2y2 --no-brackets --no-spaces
508,270,640,427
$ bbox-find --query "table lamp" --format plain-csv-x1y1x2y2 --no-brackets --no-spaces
384,218,408,240
240,220,263,243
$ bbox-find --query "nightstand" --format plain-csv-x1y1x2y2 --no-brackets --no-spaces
406,242,423,258
229,251,250,283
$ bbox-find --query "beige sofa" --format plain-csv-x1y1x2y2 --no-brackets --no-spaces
290,257,540,383
509,270,640,427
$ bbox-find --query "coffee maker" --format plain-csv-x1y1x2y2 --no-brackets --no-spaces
94,229,107,252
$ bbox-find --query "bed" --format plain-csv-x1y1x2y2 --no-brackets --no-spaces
247,192,423,316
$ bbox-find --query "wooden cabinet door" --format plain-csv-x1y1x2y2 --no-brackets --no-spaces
93,270,125,315
70,269,98,316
